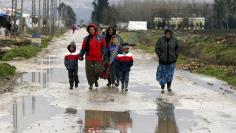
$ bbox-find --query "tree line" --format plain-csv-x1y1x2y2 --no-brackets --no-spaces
58,2,77,27
91,0,236,30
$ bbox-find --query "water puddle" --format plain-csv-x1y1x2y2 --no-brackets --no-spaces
0,94,194,133
156,98,179,133
18,68,68,88
0,95,64,133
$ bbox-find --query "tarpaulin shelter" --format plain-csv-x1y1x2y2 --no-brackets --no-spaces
128,21,147,31
0,13,9,27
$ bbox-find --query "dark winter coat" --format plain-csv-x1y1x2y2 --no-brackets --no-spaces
155,36,179,64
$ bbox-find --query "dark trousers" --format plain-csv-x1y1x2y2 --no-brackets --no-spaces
68,69,79,87
120,71,129,85
111,64,120,84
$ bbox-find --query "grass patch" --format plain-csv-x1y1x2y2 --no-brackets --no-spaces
1,37,50,61
133,44,155,53
177,55,189,64
1,28,67,61
1,45,41,60
54,28,68,37
197,66,236,87
0,63,16,78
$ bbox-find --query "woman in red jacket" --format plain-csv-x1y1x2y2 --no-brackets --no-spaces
79,24,106,90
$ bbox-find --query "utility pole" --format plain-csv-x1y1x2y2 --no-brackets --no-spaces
58,0,61,28
32,0,36,30
20,0,24,32
12,0,17,37
54,0,58,30
38,0,41,30
43,0,46,23
47,0,50,19
50,0,54,33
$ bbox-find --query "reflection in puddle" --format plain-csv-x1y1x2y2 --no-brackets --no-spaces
18,68,68,88
85,110,132,133
156,98,179,133
1,96,64,133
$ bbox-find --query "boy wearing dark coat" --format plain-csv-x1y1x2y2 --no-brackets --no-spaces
64,41,80,89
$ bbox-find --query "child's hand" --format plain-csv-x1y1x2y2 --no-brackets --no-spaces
79,56,84,61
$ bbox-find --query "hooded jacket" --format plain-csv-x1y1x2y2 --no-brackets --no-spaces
64,43,80,70
79,24,106,61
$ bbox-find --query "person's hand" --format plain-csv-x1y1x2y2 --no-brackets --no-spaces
79,56,84,61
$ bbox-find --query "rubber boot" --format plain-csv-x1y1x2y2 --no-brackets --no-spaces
161,85,165,94
167,82,172,92
125,82,129,91
95,81,99,87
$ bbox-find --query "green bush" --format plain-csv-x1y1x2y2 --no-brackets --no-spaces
0,63,16,78
1,33,59,61
1,45,41,61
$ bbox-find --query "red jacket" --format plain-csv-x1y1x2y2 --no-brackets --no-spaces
80,25,106,61
64,53,80,70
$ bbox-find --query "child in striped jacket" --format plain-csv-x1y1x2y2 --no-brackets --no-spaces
64,41,81,89
116,43,133,91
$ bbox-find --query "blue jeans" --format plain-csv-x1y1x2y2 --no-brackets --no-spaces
111,64,120,84
156,63,175,86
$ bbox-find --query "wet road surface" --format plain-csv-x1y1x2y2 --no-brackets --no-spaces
0,29,236,133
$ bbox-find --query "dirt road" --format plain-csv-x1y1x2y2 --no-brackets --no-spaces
0,29,235,133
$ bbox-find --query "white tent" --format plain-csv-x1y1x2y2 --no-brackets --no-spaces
128,21,147,31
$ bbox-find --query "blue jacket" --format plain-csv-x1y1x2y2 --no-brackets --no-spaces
108,44,122,64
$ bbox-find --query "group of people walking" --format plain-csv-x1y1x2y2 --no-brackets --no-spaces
65,24,133,91
65,24,179,94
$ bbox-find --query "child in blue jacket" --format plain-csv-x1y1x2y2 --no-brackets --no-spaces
64,41,81,89
107,36,122,87
116,43,133,91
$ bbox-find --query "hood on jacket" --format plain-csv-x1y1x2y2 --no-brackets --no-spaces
87,24,98,35
67,41,76,53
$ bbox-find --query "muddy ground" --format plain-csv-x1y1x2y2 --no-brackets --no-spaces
0,29,235,133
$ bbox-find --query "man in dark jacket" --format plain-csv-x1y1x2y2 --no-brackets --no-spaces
79,24,106,90
155,30,179,93
64,41,80,89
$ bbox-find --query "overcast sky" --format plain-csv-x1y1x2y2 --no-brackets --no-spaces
0,0,214,22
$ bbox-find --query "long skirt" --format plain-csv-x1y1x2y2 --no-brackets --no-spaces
156,63,176,86
85,60,104,85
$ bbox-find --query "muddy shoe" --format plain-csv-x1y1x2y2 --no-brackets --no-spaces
168,88,172,92
75,84,78,88
161,89,165,94
95,81,99,87
121,84,124,90
107,83,111,88
89,84,93,90
115,83,119,87
125,88,128,91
